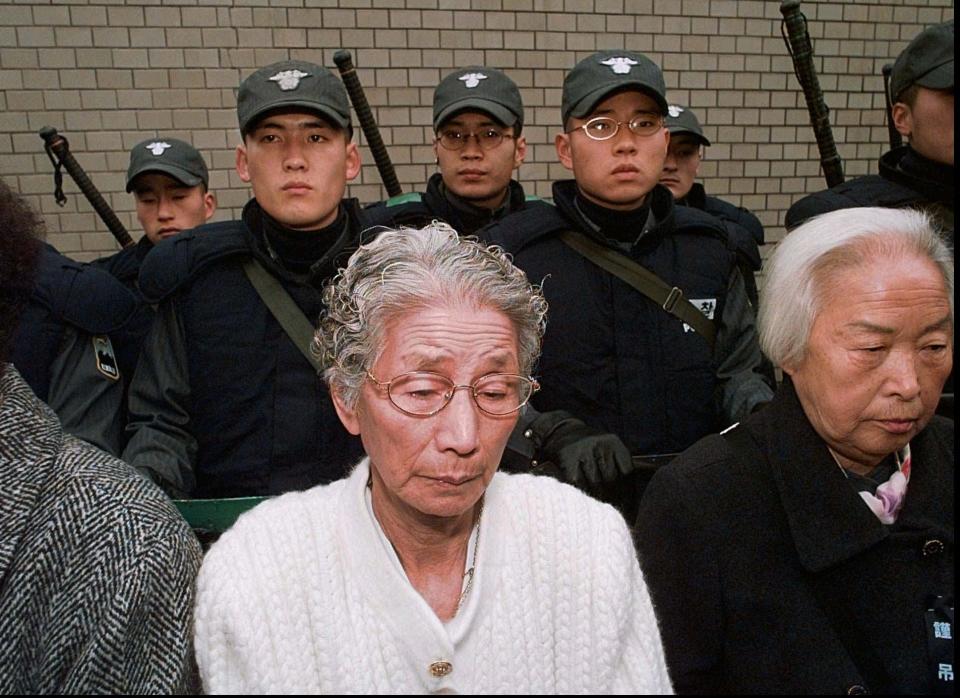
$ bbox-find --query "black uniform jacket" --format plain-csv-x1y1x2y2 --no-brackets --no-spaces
636,379,954,694
785,146,954,236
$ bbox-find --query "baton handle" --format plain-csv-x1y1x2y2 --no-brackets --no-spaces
39,126,134,248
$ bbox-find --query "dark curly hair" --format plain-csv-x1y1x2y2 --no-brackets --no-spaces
0,178,44,365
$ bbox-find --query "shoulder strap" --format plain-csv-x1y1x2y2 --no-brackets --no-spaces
722,425,889,692
558,229,716,348
241,258,323,372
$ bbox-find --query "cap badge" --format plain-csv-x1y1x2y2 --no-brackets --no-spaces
459,72,488,89
668,105,683,118
269,69,310,91
601,57,639,74
146,142,172,156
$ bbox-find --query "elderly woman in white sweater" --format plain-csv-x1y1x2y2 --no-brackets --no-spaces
193,223,672,694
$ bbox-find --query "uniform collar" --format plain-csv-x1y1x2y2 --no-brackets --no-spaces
879,146,954,206
551,179,676,251
423,173,527,236
676,181,707,210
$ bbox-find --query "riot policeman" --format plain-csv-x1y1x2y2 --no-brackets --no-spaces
481,51,774,512
6,173,151,456
660,104,765,308
94,137,216,290
786,20,954,236
122,60,366,498
363,66,534,235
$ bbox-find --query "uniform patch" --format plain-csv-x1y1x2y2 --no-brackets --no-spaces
668,104,684,118
601,56,639,74
459,72,487,88
683,298,716,333
146,141,172,156
269,69,310,91
92,335,120,381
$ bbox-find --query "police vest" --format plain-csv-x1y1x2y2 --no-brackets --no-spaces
482,194,738,455
139,221,363,498
11,244,145,401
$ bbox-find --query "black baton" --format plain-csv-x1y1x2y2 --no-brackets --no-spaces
333,50,403,198
780,0,845,188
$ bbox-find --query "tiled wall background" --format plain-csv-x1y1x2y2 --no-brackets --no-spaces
0,0,953,261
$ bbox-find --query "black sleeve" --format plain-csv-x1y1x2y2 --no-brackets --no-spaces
635,463,726,694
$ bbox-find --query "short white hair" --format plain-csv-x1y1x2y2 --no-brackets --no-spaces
759,207,953,368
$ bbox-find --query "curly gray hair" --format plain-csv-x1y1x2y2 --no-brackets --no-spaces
314,222,549,408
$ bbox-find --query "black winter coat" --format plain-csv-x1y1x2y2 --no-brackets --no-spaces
636,379,954,694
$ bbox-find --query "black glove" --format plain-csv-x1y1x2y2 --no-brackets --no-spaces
529,410,633,487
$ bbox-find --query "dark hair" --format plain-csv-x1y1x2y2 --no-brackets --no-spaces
894,83,921,107
0,179,43,364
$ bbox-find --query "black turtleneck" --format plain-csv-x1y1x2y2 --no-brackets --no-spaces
573,191,651,246
437,179,512,236
243,201,349,279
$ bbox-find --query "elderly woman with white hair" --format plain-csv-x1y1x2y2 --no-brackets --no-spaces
636,207,954,695
193,223,673,694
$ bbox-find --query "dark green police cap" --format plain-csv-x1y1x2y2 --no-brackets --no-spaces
890,20,954,101
561,50,668,124
126,137,208,192
433,66,524,131
665,104,711,147
237,59,351,134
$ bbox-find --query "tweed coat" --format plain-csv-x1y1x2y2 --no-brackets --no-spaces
0,365,203,694
635,379,954,694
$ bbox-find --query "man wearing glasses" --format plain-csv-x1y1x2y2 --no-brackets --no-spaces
482,50,774,514
363,66,534,236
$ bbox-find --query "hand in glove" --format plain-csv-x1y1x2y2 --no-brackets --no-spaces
529,410,633,487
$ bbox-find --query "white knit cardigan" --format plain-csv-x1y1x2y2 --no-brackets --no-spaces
194,458,673,694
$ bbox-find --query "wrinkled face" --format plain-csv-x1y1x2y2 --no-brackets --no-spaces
433,112,527,210
132,173,216,244
784,252,952,474
555,90,669,210
660,133,703,200
894,87,954,166
331,303,520,522
236,110,361,231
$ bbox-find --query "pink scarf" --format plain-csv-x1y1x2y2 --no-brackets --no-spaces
857,443,912,525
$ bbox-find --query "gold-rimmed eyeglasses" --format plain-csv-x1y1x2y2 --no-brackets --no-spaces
366,370,539,417
569,113,664,141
